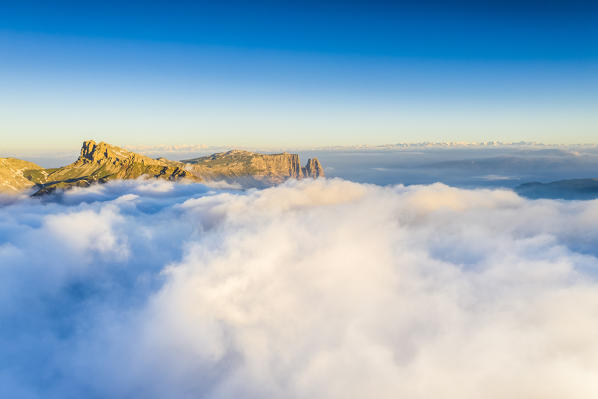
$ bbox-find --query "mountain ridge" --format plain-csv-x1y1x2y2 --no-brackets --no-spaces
516,178,598,200
0,140,324,196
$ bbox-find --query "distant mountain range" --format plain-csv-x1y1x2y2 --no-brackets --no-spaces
0,140,324,196
515,179,598,200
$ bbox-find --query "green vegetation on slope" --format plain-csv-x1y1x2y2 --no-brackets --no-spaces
33,140,196,195
1,140,324,196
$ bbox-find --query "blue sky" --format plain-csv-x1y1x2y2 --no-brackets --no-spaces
1,0,597,151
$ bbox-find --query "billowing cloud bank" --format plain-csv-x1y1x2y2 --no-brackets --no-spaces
1,179,598,398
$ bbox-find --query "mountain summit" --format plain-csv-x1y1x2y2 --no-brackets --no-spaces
0,140,324,195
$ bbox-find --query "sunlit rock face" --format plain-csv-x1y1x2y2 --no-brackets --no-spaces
30,140,194,196
0,141,325,195
183,150,324,183
302,158,325,178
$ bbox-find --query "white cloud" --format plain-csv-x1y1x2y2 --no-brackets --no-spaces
1,179,598,398
44,207,127,256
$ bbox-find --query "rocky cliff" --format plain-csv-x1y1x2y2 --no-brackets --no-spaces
182,150,324,184
302,158,324,178
0,140,325,195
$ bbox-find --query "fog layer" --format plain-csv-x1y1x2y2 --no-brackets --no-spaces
1,179,598,398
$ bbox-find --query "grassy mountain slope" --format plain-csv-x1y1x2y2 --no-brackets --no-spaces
0,158,45,193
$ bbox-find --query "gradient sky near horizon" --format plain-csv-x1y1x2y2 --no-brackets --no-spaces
1,0,597,151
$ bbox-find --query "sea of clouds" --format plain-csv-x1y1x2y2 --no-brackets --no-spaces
1,178,598,398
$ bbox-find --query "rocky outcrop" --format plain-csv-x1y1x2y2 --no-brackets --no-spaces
302,158,324,178
0,140,325,195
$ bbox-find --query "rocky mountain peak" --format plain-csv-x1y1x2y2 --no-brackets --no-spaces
78,140,162,167
80,140,104,162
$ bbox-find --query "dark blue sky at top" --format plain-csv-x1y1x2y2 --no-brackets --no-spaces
0,0,597,148
3,0,597,60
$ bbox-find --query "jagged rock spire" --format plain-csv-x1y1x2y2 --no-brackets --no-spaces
302,158,324,178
